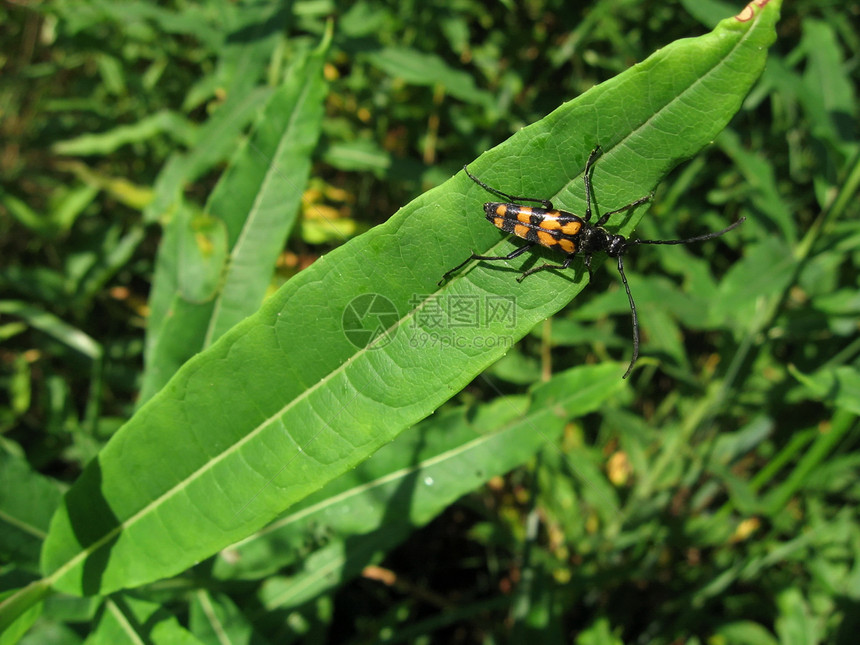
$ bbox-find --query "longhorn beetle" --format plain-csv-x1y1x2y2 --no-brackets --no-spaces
439,146,745,378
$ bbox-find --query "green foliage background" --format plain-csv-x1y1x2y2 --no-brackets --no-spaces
1,0,858,643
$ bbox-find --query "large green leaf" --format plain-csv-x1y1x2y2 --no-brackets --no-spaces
40,2,781,597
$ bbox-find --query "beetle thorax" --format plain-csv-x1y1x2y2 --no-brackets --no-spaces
605,233,627,257
579,226,625,257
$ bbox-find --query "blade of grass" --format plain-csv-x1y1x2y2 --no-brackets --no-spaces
139,29,332,403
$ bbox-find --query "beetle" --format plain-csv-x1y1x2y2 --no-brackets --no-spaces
439,146,745,378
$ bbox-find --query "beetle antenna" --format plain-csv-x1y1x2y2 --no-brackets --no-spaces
630,217,745,247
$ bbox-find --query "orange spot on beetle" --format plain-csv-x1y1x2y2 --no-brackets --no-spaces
561,221,582,235
537,231,557,247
